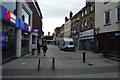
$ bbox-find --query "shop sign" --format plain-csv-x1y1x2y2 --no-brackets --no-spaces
2,6,32,33
115,33,120,36
2,6,16,24
76,27,80,33
31,29,38,33
79,29,94,38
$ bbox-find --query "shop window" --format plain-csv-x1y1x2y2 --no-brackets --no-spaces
104,10,111,25
9,27,14,34
116,6,120,22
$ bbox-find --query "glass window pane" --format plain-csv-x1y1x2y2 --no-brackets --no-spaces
2,1,16,14
22,8,30,25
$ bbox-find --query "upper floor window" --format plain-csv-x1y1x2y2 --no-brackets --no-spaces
82,11,84,17
104,10,111,25
84,20,87,27
2,0,16,14
89,17,93,29
22,8,30,25
90,5,93,11
85,9,87,15
116,6,120,22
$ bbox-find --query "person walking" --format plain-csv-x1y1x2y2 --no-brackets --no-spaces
31,42,37,55
42,44,48,56
37,42,42,55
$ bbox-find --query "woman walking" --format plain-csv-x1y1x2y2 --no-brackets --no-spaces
42,44,48,56
37,43,42,55
31,42,37,55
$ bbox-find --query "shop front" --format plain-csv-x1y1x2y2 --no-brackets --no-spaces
1,6,37,63
2,21,17,62
79,29,94,51
95,31,120,57
21,31,29,55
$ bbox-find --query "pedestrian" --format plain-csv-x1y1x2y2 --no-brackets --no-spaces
31,42,37,55
37,42,42,55
42,44,48,56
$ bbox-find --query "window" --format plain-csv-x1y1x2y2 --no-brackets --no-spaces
82,22,84,28
116,7,120,22
85,20,87,27
2,0,16,14
90,5,93,11
89,17,93,29
104,10,111,25
82,11,84,17
22,8,30,25
85,9,87,15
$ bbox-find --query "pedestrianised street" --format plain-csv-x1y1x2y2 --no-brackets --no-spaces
2,45,119,79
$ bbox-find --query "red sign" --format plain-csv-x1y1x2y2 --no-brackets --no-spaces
5,10,10,20
26,25,31,32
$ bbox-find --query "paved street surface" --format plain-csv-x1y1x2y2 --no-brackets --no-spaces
2,45,120,79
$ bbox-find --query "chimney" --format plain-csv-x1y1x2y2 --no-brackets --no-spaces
65,16,68,22
69,11,73,19
48,32,50,36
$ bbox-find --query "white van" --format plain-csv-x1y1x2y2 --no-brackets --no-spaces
59,38,75,51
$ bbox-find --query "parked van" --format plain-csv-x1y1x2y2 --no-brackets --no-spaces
59,38,75,51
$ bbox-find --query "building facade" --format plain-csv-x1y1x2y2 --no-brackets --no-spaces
64,19,71,38
59,24,64,38
54,27,61,45
95,1,120,56
1,0,43,63
71,2,95,50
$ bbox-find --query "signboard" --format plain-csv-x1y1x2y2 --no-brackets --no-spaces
79,29,94,38
31,29,38,33
2,6,16,24
2,6,32,33
76,27,80,33
115,33,120,36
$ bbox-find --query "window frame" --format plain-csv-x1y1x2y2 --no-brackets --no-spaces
22,6,31,25
104,9,111,26
116,6,120,23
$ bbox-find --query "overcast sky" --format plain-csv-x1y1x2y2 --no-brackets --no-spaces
38,0,86,36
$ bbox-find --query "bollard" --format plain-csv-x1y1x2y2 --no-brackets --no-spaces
37,58,41,71
83,52,86,63
52,57,55,71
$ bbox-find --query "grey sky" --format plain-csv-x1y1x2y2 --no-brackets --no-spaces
38,0,86,35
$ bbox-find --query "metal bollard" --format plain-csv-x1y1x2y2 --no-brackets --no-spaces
83,52,86,63
52,57,55,71
37,58,41,71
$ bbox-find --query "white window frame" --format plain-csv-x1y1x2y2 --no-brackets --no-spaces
104,9,111,25
85,9,87,15
90,5,93,11
82,11,84,17
116,6,120,22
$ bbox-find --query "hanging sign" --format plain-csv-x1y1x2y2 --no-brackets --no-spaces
31,29,38,33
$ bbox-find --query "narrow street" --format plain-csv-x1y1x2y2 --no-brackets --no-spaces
2,45,119,78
